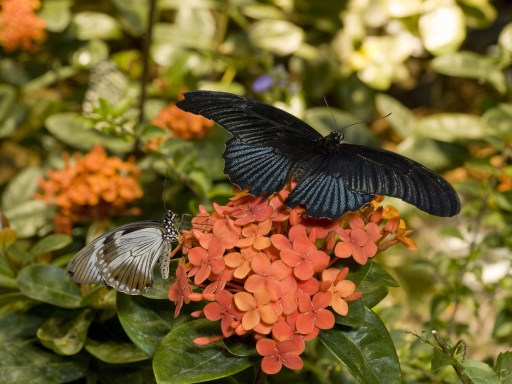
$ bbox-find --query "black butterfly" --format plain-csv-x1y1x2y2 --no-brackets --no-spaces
176,91,461,219
66,210,180,295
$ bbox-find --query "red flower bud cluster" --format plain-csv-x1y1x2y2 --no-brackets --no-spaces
169,186,416,375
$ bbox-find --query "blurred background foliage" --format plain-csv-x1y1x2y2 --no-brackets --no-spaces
1,0,512,382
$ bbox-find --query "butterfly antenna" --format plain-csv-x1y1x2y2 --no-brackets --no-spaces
162,169,168,212
340,113,392,132
323,95,340,131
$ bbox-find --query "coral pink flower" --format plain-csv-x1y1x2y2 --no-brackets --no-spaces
280,234,329,280
168,260,193,318
334,215,381,264
234,287,278,331
244,253,291,301
231,196,275,226
188,238,226,284
296,292,335,334
203,290,244,337
256,339,303,374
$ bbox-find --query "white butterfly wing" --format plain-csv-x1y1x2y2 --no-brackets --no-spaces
95,227,167,295
66,238,105,284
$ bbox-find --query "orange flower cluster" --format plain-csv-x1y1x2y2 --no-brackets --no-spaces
35,145,143,234
0,0,46,52
152,100,214,140
169,185,416,375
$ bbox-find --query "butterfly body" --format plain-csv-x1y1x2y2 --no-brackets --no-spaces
66,210,179,295
176,91,461,219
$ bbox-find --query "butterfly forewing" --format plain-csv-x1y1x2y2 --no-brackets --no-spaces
176,91,322,147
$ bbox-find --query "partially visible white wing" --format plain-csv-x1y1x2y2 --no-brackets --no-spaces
66,237,105,284
95,228,167,295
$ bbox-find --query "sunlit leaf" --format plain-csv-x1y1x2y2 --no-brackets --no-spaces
494,351,512,383
415,114,487,142
431,348,457,371
461,360,501,384
482,103,512,137
37,309,94,356
247,20,304,56
152,319,258,384
39,0,72,32
319,307,402,384
3,200,54,239
419,4,466,55
375,93,416,138
73,12,122,40
111,0,148,36
1,167,43,210
499,22,512,53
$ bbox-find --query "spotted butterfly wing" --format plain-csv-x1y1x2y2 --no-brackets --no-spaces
176,91,461,219
66,211,179,295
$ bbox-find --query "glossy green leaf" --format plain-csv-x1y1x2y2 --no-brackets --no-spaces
344,260,372,287
143,262,177,300
45,113,133,153
73,12,122,40
335,298,365,327
375,93,416,138
17,265,83,309
1,167,43,210
223,334,258,357
153,319,258,384
461,360,500,384
364,261,400,287
303,107,378,147
398,136,469,171
431,348,457,370
319,307,402,384
0,341,87,383
415,114,487,142
494,351,512,383
26,234,72,263
248,20,304,56
85,340,148,364
97,361,157,384
358,282,389,308
0,305,52,342
39,0,72,32
37,309,93,356
117,292,203,357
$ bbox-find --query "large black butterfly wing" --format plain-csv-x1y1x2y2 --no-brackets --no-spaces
177,91,461,219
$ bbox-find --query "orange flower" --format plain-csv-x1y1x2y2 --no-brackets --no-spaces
35,145,142,232
174,183,416,375
152,96,214,140
0,0,46,52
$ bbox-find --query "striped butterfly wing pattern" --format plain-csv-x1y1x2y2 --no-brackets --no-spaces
176,91,461,219
66,211,179,295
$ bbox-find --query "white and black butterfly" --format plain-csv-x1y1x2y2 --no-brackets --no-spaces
66,210,181,295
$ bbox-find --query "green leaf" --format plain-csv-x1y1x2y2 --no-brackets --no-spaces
45,113,133,153
26,234,72,263
223,334,258,357
365,261,400,287
499,22,512,52
344,260,372,287
431,52,506,94
0,341,86,383
85,340,148,364
397,136,469,171
153,319,258,384
375,93,416,138
242,4,284,19
303,107,379,147
1,167,43,210
111,0,148,36
358,282,389,308
415,114,487,142
319,307,402,384
461,360,501,384
17,265,83,309
248,20,304,56
117,292,204,358
431,348,458,371
38,0,72,32
335,298,365,327
143,263,176,300
73,12,122,40
97,362,156,384
0,305,51,342
197,81,246,95
482,103,512,137
494,351,512,383
0,274,17,289
336,74,374,121
37,309,93,356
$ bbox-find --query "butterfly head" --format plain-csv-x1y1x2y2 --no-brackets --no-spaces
331,131,344,143
162,210,180,243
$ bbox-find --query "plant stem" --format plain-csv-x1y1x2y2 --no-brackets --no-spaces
138,0,157,123
432,330,469,384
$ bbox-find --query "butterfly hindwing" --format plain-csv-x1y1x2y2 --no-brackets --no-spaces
224,137,293,197
96,227,166,295
176,91,322,147
334,144,461,217
286,154,374,218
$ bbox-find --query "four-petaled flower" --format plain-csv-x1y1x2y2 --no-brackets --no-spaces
234,287,278,332
203,290,244,337
334,215,381,264
256,339,303,374
296,292,335,334
280,234,330,280
188,238,226,284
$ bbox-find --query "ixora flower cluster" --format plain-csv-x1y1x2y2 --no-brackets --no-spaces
35,145,143,234
169,185,417,375
0,0,46,52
